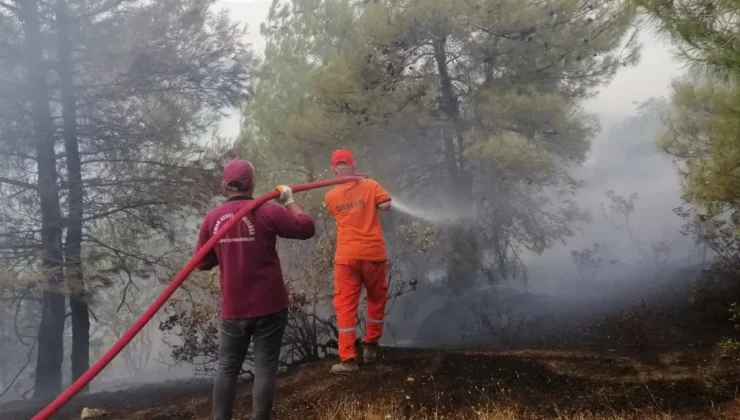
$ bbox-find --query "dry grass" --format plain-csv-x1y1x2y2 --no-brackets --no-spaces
319,399,679,420
6,347,736,420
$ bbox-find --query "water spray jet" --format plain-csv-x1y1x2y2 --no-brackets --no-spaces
390,197,473,225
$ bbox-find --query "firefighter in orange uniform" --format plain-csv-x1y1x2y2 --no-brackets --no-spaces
324,149,392,374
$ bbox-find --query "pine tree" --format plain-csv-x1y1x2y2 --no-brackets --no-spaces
245,0,639,292
0,0,254,396
636,0,740,230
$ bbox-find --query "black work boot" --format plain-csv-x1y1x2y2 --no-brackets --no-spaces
363,343,378,364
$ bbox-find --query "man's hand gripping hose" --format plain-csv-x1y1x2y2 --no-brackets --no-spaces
32,175,362,420
274,185,295,206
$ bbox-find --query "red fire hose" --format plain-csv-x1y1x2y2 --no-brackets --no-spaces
32,175,362,420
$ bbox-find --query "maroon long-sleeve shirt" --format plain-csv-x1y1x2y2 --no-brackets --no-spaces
196,196,315,319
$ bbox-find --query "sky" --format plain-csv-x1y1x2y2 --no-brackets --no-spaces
214,0,685,140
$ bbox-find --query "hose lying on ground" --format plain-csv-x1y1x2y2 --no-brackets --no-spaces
32,175,362,420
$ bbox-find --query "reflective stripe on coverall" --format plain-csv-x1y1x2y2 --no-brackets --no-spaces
333,259,388,361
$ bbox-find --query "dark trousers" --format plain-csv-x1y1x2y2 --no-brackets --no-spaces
212,309,288,420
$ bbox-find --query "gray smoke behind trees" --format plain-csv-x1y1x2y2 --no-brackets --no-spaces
384,96,701,349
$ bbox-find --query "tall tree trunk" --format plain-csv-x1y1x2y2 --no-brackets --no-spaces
302,152,319,358
20,0,67,398
432,37,479,294
57,0,89,385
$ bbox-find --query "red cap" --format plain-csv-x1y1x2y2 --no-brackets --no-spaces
222,159,254,189
331,149,355,168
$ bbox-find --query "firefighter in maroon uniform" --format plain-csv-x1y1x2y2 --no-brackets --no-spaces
196,159,315,420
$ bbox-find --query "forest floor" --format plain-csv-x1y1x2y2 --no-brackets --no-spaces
4,271,740,420
3,345,740,420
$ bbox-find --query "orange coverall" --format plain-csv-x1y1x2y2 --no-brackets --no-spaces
325,178,391,361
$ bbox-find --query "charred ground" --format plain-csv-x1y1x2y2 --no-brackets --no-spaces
3,346,738,420
3,272,740,420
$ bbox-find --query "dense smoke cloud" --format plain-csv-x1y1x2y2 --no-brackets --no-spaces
384,98,703,349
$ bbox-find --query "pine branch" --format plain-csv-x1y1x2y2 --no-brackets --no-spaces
0,177,36,190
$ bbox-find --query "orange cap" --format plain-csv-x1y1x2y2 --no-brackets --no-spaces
331,149,355,168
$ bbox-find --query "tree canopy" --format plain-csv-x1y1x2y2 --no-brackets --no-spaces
0,0,253,397
636,0,740,230
243,0,640,291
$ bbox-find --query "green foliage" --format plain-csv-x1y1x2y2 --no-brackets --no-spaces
636,0,740,78
660,81,740,223
719,303,740,362
241,0,356,182
636,0,740,237
244,0,639,287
